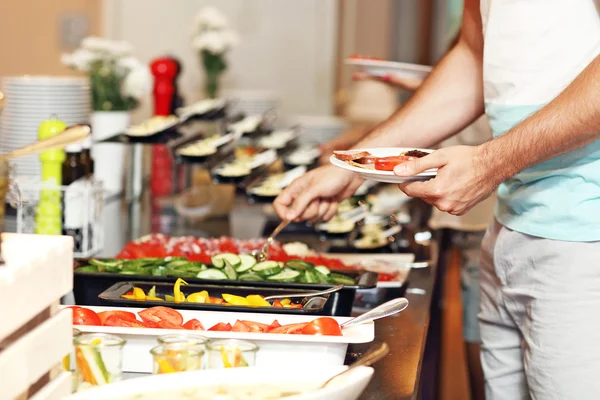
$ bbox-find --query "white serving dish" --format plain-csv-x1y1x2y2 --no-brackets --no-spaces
66,306,374,373
65,365,373,400
346,58,433,80
330,147,436,183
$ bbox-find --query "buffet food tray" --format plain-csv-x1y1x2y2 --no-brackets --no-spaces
98,280,332,315
66,306,375,374
73,260,377,316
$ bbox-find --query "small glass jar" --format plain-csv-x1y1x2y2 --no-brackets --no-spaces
206,339,258,369
63,328,82,371
157,333,208,348
74,333,125,391
150,343,204,374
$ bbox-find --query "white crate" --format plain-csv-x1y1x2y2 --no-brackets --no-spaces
14,177,104,257
30,372,72,400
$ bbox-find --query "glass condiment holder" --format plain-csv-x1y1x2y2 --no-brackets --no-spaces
150,342,204,374
73,333,126,391
206,339,258,369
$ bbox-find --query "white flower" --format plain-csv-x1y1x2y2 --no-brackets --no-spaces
108,40,133,57
81,36,113,52
61,48,99,72
192,29,239,54
122,65,152,100
118,56,143,71
194,6,229,30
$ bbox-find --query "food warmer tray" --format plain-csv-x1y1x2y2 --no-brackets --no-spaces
66,305,375,373
73,260,378,316
98,281,332,315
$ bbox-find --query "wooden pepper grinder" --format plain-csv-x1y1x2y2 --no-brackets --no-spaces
150,57,178,196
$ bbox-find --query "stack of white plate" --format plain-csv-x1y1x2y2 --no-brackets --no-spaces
287,115,350,146
0,76,90,177
224,89,280,117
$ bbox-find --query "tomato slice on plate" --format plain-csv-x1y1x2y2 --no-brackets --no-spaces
241,320,271,333
269,320,282,330
374,156,414,171
103,315,146,328
138,306,183,327
268,323,308,334
68,306,101,326
98,311,137,326
208,322,232,332
232,320,250,332
182,319,205,331
156,320,184,330
301,317,343,336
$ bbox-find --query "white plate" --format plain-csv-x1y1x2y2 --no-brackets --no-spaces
65,366,374,400
346,59,433,80
330,147,436,183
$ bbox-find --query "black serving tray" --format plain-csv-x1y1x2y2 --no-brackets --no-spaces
73,259,377,316
98,281,331,315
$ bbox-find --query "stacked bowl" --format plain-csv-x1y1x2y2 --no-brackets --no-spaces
0,76,90,177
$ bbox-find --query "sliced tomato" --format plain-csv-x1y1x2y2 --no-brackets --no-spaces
208,297,225,305
208,322,232,332
182,319,205,331
377,272,398,282
269,320,282,330
374,156,414,171
98,311,137,325
104,315,145,328
301,317,342,336
272,300,283,308
241,320,271,333
232,320,250,332
268,323,307,334
138,306,183,327
68,306,101,326
157,320,184,330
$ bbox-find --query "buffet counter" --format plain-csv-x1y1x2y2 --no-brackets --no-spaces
95,193,438,400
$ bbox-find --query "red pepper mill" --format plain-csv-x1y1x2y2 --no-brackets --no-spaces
150,57,178,196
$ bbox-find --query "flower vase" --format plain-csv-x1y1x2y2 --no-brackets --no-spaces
202,51,226,99
90,111,130,196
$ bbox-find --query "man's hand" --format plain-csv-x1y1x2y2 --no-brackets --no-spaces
274,165,363,222
394,145,503,215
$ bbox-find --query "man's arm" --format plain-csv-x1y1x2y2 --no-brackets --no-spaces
355,0,485,149
395,53,600,216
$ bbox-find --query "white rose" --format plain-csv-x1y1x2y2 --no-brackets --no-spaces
118,56,143,71
195,6,229,30
61,48,99,71
81,36,113,52
122,65,152,100
193,31,228,54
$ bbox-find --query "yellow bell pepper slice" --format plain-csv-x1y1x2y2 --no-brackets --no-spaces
220,346,232,368
222,294,249,306
280,298,291,306
133,287,146,301
174,278,188,303
187,290,209,303
121,294,136,300
165,295,176,302
246,294,271,307
157,358,177,374
145,296,164,301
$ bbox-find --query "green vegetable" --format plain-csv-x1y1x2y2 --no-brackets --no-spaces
223,261,238,280
165,269,197,278
329,272,356,285
211,253,241,268
238,273,264,281
314,265,331,276
196,269,228,280
77,346,111,385
267,269,301,283
235,254,257,273
89,259,122,272
165,259,190,268
152,266,167,276
303,269,318,284
284,260,314,271
148,286,157,298
315,270,332,284
76,265,99,273
252,261,282,276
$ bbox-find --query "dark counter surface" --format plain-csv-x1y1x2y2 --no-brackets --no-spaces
97,194,437,400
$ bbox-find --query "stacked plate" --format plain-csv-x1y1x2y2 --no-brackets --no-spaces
287,115,350,146
224,89,280,117
0,76,90,177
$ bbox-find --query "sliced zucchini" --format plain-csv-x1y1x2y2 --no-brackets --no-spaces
238,273,264,282
304,269,318,284
165,269,196,278
314,265,331,276
223,261,238,280
76,265,99,273
165,259,190,268
89,259,122,272
119,270,139,275
329,272,356,285
252,261,282,276
315,270,331,284
285,260,314,271
152,266,167,276
211,253,241,269
267,269,301,283
236,254,257,273
164,256,186,262
196,268,228,280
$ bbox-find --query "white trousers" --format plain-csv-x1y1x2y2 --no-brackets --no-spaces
480,220,600,400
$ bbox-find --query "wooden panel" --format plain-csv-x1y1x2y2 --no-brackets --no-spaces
0,0,101,76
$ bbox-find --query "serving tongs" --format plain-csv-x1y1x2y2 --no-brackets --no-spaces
263,284,344,309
